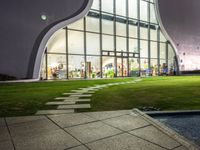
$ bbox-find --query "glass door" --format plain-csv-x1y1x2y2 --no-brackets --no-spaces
117,57,128,77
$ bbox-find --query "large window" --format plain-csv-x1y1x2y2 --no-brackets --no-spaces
68,30,84,54
68,55,85,79
42,0,176,80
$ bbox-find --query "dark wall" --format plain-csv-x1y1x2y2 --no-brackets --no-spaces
0,0,89,79
157,0,200,71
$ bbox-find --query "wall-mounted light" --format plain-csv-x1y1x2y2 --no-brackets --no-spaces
41,14,47,21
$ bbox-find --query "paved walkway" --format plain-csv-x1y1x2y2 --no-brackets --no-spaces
0,109,199,150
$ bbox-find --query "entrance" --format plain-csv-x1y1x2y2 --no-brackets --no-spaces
117,57,128,77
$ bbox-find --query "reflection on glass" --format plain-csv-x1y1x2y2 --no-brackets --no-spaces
129,39,138,53
140,58,149,76
116,22,126,36
116,0,126,16
102,0,113,13
86,17,100,32
68,55,85,79
160,43,166,59
86,56,101,78
102,57,115,78
91,0,99,10
86,33,100,55
47,54,67,79
151,41,157,58
102,19,114,34
140,27,148,39
47,29,66,53
40,55,47,80
68,19,84,30
150,4,157,24
150,59,158,76
116,37,127,52
129,58,139,76
129,25,137,38
128,0,137,19
140,1,148,22
102,35,114,51
140,40,148,58
68,30,84,54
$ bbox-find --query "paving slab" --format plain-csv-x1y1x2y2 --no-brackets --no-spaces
13,129,80,150
8,117,60,138
86,133,166,150
63,92,95,95
0,140,14,150
6,116,46,125
65,121,122,143
48,113,96,128
58,104,91,109
129,125,180,149
64,99,91,102
84,110,131,120
69,94,92,97
46,101,76,105
173,146,188,150
103,114,150,131
68,145,89,150
36,110,74,115
0,118,6,127
0,126,11,142
55,97,80,100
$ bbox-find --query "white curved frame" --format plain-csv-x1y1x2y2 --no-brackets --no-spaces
32,0,93,80
154,0,181,74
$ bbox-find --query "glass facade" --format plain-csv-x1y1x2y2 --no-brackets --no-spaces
40,0,177,80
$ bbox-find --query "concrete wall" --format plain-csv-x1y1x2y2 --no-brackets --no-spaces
156,0,200,72
0,0,92,79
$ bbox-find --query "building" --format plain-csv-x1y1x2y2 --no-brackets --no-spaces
2,0,199,80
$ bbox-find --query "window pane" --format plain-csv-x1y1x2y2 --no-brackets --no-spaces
129,39,138,53
102,35,114,51
86,17,100,32
40,55,47,80
91,0,99,10
68,19,83,30
47,29,66,53
140,40,148,58
102,19,114,34
116,22,126,36
150,29,157,41
150,41,157,58
68,55,85,79
129,58,139,76
160,31,167,42
151,59,158,76
150,4,157,24
140,58,149,76
140,27,148,39
102,57,115,78
86,56,101,78
129,25,137,38
47,54,67,79
160,43,166,59
68,30,84,54
102,0,113,13
116,0,126,16
86,33,100,55
140,1,148,22
116,37,127,52
128,0,137,19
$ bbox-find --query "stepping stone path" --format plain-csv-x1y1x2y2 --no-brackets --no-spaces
36,78,142,115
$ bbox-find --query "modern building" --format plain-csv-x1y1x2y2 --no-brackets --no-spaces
1,0,199,80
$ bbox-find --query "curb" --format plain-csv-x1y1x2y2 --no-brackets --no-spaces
132,108,200,150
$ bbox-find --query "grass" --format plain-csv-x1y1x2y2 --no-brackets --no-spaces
1,76,200,117
90,76,200,111
0,78,133,117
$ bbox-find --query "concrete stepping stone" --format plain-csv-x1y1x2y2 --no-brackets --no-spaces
46,101,76,105
64,99,91,102
36,110,74,115
69,94,92,97
63,92,95,95
58,104,91,109
55,97,80,100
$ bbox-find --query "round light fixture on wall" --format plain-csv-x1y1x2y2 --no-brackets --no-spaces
41,14,47,21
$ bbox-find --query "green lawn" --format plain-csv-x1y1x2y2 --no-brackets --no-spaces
0,78,133,117
1,76,200,117
90,76,200,111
